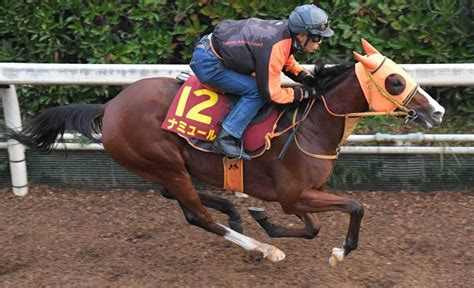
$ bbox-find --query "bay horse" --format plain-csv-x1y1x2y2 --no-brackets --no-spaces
6,39,444,266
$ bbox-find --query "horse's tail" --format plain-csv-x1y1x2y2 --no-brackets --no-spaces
5,104,104,152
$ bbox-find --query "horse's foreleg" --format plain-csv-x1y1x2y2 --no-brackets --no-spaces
248,207,320,239
281,188,364,267
161,188,243,233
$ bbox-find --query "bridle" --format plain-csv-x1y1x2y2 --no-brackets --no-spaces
275,60,420,160
361,60,419,123
321,64,418,122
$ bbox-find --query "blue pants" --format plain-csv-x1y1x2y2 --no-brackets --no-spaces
189,35,266,139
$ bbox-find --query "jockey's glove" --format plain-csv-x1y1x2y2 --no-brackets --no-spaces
303,86,318,99
295,70,317,86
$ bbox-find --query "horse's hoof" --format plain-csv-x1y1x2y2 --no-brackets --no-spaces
234,191,248,198
263,246,286,262
248,207,267,220
328,254,340,267
329,247,345,267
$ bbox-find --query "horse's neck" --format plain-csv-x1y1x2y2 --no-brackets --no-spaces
301,70,368,154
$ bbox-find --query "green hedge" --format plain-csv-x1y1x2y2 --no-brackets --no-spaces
0,0,473,117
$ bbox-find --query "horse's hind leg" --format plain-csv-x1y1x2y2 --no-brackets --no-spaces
161,179,285,261
160,174,226,235
161,188,243,233
248,208,320,239
122,162,284,261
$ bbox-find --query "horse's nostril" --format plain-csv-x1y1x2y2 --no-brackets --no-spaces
432,111,444,122
433,111,443,118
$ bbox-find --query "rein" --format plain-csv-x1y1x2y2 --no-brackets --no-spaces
271,100,340,160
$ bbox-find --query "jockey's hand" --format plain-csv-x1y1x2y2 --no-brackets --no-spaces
303,87,319,99
297,70,317,86
303,86,318,99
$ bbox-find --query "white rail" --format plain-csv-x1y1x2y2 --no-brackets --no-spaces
340,146,474,154
1,63,473,86
1,63,473,196
347,133,474,142
0,63,192,85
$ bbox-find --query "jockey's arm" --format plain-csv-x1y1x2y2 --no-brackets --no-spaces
255,39,305,104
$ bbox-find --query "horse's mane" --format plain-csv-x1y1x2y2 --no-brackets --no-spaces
311,59,355,93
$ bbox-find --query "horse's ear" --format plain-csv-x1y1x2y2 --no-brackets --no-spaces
361,38,380,55
353,51,378,72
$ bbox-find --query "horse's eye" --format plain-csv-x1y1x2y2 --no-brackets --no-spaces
385,73,406,95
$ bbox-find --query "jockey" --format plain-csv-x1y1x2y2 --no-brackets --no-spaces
190,4,334,160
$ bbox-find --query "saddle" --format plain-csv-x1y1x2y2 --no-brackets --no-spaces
161,75,285,157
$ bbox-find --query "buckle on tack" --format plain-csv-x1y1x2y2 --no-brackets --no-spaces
405,109,418,124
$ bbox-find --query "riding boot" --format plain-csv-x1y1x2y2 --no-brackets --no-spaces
212,129,251,160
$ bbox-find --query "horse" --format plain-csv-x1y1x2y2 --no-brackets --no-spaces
6,39,444,266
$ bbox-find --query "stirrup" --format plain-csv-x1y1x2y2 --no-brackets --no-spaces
238,141,251,160
176,71,192,83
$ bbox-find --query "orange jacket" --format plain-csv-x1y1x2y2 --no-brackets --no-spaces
211,18,305,103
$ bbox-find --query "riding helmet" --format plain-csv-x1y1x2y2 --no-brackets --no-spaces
288,4,334,37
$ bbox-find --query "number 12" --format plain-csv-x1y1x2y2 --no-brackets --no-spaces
175,86,218,125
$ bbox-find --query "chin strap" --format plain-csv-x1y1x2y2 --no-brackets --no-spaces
291,33,308,53
302,37,312,50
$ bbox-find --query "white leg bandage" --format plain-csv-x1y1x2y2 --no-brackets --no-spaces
218,224,285,262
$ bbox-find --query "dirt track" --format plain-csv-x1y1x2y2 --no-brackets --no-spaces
0,185,472,287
